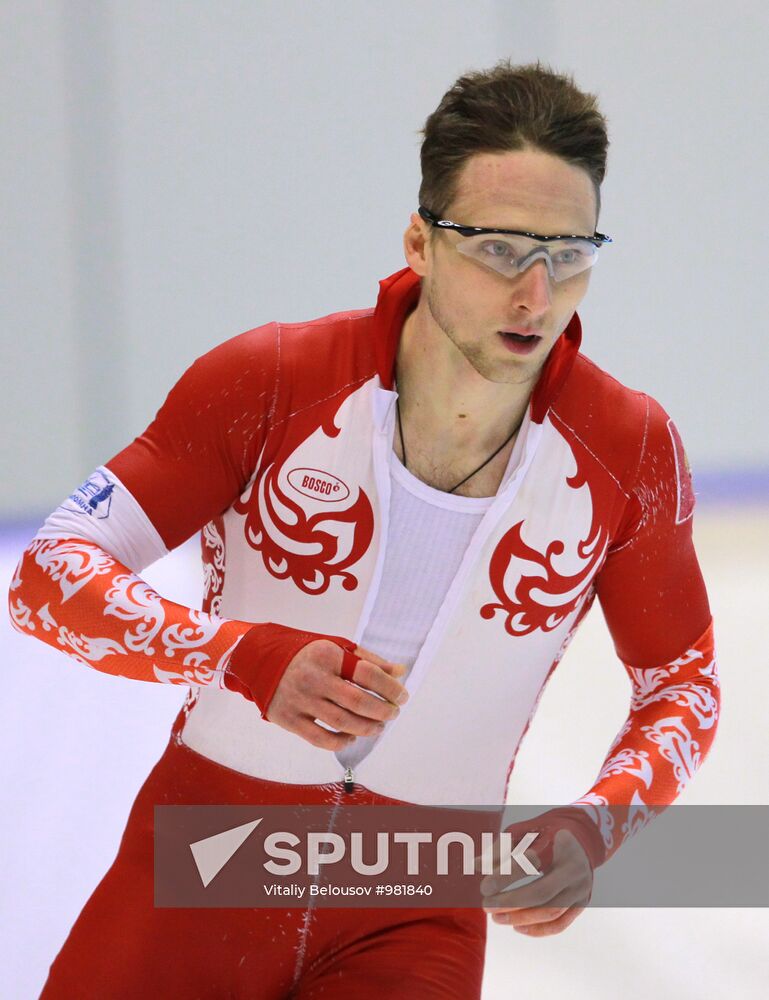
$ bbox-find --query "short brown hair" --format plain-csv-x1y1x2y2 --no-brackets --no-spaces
418,59,609,222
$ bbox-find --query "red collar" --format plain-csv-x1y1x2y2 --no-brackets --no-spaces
371,266,582,424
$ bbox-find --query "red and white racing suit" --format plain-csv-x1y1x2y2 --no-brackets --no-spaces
9,266,719,998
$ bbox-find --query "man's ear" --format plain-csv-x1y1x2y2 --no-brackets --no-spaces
403,212,430,277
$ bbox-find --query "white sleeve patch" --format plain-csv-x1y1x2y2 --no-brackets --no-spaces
34,466,169,573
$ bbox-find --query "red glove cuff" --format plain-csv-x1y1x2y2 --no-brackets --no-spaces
224,622,357,720
505,806,607,873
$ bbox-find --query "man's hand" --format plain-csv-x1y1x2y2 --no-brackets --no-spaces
479,828,593,937
266,640,409,750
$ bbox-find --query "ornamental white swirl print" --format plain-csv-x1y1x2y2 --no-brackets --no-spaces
104,574,166,655
201,518,226,615
621,789,657,841
9,596,35,632
153,635,239,687
630,681,719,729
571,794,615,851
34,601,125,666
161,610,228,660
55,626,126,665
594,747,654,791
11,535,249,689
626,663,682,699
32,537,115,603
641,717,701,795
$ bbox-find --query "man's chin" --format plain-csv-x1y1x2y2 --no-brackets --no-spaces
468,355,545,386
461,341,551,386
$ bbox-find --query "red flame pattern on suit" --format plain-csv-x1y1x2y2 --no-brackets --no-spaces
481,468,609,636
234,394,375,596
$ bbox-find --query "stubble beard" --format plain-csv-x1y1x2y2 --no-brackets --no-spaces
426,280,543,387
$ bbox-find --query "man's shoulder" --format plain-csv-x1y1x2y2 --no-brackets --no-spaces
560,350,650,413
550,351,671,486
214,304,375,349
274,310,380,414
278,305,376,333
277,306,378,369
184,306,378,389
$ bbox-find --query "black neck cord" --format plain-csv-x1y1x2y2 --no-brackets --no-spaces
395,397,523,495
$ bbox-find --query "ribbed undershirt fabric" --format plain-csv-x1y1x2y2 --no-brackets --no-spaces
335,449,494,771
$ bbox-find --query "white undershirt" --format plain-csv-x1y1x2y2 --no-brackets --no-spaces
335,448,494,770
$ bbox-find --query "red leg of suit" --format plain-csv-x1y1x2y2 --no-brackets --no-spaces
40,738,487,1000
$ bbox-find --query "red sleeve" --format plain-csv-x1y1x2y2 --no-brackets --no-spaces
106,322,280,551
8,534,357,715
515,399,720,872
595,394,710,666
8,324,359,716
572,619,718,860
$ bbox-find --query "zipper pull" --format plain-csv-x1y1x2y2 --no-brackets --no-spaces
343,767,355,793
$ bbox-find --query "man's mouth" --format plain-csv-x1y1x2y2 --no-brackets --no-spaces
498,330,542,355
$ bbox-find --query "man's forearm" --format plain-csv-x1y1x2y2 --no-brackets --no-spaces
9,535,251,687
565,618,719,866
8,534,356,718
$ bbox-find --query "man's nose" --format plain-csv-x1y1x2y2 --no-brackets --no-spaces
510,257,552,315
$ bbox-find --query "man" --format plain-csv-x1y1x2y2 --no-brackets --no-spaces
10,61,719,998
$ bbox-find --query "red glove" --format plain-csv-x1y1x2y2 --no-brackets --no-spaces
223,621,361,720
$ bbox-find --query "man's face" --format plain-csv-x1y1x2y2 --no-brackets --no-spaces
407,147,598,387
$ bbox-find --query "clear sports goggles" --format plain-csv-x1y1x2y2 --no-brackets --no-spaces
418,205,612,283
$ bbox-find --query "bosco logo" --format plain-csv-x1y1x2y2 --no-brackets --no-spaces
287,467,351,503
